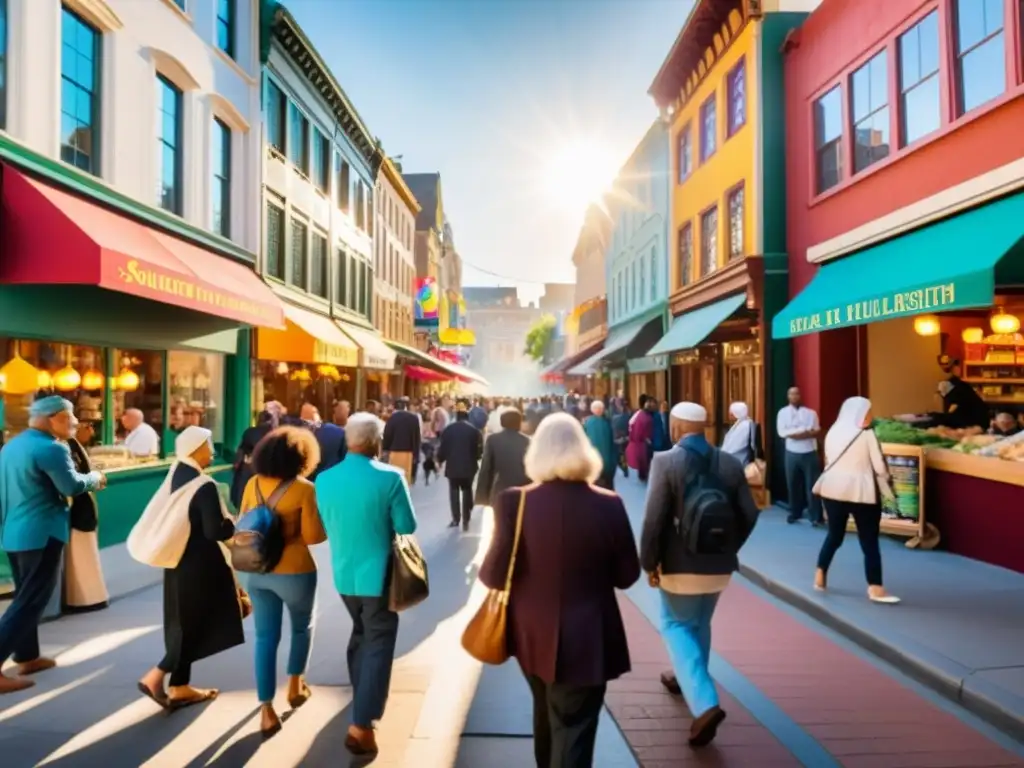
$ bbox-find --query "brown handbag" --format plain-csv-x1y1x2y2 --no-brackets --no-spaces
461,489,526,664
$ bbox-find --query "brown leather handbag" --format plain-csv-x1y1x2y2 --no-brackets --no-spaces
461,489,526,664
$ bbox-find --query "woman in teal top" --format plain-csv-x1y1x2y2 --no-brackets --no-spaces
314,412,416,757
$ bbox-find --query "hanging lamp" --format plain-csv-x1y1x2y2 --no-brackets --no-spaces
961,327,985,344
0,341,41,395
115,368,140,392
53,345,82,392
913,314,940,337
81,369,105,390
990,308,1020,335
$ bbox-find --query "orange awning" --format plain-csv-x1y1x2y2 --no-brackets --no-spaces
255,303,359,368
0,166,284,328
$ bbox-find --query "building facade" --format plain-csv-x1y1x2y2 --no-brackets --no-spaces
602,119,672,404
258,4,397,410
0,0,285,578
464,287,542,395
374,156,418,348
776,0,1024,571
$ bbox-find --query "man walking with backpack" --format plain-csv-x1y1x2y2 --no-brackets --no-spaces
639,402,761,749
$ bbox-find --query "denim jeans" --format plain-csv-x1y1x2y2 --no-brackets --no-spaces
243,570,318,703
659,590,721,718
0,538,64,666
341,595,399,728
785,450,823,523
817,498,884,586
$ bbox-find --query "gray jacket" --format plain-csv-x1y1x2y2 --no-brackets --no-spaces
475,429,531,506
639,441,760,576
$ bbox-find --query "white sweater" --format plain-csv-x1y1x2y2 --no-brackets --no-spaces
814,430,895,505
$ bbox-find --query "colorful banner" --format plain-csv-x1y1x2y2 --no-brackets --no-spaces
414,277,439,327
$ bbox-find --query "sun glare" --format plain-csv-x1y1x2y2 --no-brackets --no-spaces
543,139,620,215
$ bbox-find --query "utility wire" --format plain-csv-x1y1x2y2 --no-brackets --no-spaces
461,258,572,285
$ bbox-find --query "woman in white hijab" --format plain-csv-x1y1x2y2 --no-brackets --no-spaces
720,402,761,466
812,396,899,604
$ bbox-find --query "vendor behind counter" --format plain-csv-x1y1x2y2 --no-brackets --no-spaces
933,376,990,430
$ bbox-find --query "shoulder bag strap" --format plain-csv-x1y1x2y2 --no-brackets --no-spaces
503,490,527,595
265,478,294,512
821,430,863,476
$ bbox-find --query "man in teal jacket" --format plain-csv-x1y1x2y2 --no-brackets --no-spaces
584,400,617,490
315,412,417,756
0,396,106,694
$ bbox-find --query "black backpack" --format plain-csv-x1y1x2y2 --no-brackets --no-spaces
230,479,292,573
676,447,739,556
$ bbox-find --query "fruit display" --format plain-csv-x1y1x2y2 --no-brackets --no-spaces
977,429,1024,460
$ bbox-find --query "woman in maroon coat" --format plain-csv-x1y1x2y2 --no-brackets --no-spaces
479,413,641,768
626,395,655,481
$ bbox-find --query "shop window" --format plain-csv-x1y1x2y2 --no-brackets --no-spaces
212,118,231,237
700,207,718,277
265,200,285,279
851,50,890,173
728,185,744,260
312,128,330,194
112,348,165,458
266,77,285,154
288,103,309,175
156,75,183,215
311,231,328,298
168,351,224,444
700,95,716,162
337,248,348,306
677,124,692,183
898,11,941,147
216,0,235,59
60,8,101,175
649,247,657,302
290,217,308,289
336,154,350,212
0,0,7,130
726,58,746,137
677,223,693,288
813,85,843,193
253,360,353,432
954,0,1006,115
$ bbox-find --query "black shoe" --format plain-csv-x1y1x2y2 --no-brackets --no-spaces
660,671,681,696
786,515,800,524
811,520,825,528
462,518,470,532
448,521,459,528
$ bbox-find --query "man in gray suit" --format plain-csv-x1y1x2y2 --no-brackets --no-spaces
475,408,531,508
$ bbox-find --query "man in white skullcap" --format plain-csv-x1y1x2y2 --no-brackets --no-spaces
0,396,107,694
138,425,244,709
638,401,761,749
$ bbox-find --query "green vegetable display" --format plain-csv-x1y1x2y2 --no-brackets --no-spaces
872,419,957,448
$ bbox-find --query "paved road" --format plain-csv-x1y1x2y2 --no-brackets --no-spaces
1,473,1023,767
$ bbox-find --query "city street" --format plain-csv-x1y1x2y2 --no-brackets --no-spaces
0,477,1022,767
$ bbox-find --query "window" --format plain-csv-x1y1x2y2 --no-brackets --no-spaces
700,207,718,276
311,231,328,298
0,0,8,130
337,248,348,305
156,76,183,214
265,200,285,279
61,9,101,175
639,258,646,307
355,183,365,229
898,11,941,146
113,348,165,455
266,78,285,154
312,128,329,193
363,264,373,316
649,247,657,302
367,187,374,236
814,86,843,194
336,156,351,212
211,119,231,237
634,261,641,308
168,351,225,444
700,96,716,161
677,224,693,288
954,0,1005,115
726,59,746,137
216,0,234,57
851,51,890,173
290,218,308,288
172,0,186,8
728,186,744,260
288,103,309,174
353,260,362,313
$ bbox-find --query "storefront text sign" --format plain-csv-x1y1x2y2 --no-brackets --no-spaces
787,283,957,336
362,353,394,370
314,340,359,368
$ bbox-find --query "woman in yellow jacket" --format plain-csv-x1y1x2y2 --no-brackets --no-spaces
239,426,327,737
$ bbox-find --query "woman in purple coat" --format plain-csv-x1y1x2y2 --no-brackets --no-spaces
626,395,655,481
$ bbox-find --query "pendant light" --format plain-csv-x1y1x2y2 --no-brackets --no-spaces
53,346,82,392
990,308,1020,335
37,370,53,390
115,368,140,392
0,342,41,395
913,314,940,337
961,327,984,344
81,369,105,390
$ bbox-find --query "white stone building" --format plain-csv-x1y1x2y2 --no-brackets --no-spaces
373,156,418,347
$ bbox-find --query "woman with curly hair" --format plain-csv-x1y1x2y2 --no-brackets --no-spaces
239,426,327,737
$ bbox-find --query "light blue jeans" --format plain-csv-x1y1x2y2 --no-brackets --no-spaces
242,571,318,703
659,590,721,718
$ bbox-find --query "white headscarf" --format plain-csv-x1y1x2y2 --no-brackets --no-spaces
721,401,754,456
824,396,872,464
937,380,954,398
175,426,212,458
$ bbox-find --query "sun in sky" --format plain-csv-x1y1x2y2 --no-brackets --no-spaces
542,138,622,217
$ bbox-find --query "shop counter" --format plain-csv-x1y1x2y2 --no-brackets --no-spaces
923,449,1024,574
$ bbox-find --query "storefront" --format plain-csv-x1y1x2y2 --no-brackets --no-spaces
773,190,1024,573
579,307,667,405
384,339,489,396
253,302,360,420
336,319,398,404
0,164,285,563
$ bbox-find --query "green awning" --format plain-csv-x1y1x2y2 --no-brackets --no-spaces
772,192,1024,339
647,293,747,356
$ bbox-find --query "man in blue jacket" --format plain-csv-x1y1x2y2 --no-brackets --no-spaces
0,396,106,694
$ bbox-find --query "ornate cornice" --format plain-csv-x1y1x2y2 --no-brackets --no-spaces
669,255,763,315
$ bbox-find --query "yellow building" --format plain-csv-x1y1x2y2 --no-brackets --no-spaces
645,0,811,458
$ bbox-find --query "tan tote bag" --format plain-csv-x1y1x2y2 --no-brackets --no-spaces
461,489,526,664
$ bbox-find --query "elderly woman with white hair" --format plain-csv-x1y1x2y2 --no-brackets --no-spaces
478,412,640,768
315,412,417,757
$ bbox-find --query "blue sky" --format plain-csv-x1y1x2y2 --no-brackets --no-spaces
286,0,694,304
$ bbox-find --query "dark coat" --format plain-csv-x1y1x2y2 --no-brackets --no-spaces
437,418,483,480
475,429,530,506
230,422,271,508
479,481,640,686
310,422,346,480
383,409,421,455
163,463,244,668
67,438,98,532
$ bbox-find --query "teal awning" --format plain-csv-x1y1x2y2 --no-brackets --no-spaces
647,293,747,356
772,192,1024,339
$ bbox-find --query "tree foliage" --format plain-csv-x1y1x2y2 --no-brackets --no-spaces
524,314,557,362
